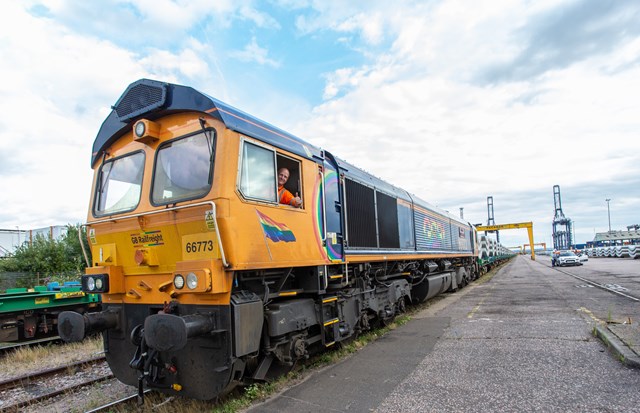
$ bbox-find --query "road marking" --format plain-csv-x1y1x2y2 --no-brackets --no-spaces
578,307,604,324
467,284,496,319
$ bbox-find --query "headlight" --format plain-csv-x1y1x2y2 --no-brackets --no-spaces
86,276,96,291
82,274,109,293
186,272,198,290
174,274,185,289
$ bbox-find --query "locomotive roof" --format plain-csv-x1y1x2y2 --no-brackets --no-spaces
92,79,323,167
94,79,469,227
334,157,468,225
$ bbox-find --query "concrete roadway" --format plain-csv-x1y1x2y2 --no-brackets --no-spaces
245,255,640,412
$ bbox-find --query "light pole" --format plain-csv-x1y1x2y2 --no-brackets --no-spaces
605,198,612,233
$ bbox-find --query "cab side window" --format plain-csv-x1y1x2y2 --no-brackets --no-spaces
239,141,277,202
238,139,303,208
276,155,302,207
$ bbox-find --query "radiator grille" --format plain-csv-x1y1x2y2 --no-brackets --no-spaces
345,179,377,248
376,191,399,248
114,80,167,121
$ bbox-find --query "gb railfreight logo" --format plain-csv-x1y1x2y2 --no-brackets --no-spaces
130,230,165,247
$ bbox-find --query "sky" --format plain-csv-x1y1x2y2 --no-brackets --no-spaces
1,0,639,250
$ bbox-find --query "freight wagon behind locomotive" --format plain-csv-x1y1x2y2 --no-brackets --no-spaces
0,281,100,343
59,79,513,400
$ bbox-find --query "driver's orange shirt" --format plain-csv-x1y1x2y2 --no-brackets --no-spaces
278,186,295,206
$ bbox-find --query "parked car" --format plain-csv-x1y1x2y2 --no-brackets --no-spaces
578,253,588,263
553,250,582,267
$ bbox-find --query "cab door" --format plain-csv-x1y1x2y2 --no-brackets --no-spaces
322,151,344,262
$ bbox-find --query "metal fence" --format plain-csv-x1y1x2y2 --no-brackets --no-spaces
0,271,82,292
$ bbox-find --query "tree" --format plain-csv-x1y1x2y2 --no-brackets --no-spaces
0,224,91,284
61,224,92,274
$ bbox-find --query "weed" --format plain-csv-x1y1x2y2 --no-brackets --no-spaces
0,335,104,381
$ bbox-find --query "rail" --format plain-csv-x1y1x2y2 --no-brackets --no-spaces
552,266,640,302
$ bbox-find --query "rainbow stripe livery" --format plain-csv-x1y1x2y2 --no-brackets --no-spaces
256,210,296,242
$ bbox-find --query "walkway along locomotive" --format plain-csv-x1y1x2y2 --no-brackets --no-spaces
58,79,513,400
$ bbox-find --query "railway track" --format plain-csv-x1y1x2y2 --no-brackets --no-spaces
0,355,112,412
0,336,63,355
552,266,640,302
528,256,640,302
84,389,155,413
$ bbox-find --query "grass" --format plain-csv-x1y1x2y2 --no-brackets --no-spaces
0,335,104,380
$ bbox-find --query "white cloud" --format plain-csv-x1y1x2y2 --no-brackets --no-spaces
139,44,211,80
1,0,638,250
294,1,640,246
230,37,281,68
0,3,221,229
335,12,384,45
238,5,281,29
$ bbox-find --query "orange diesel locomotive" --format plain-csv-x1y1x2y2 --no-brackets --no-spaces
59,79,484,400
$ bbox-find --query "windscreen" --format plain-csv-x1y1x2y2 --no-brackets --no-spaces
95,151,145,215
152,131,214,204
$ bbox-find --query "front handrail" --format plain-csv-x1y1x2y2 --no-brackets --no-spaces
78,201,229,268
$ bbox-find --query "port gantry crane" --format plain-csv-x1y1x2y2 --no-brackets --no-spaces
552,185,573,250
476,221,536,260
486,196,499,243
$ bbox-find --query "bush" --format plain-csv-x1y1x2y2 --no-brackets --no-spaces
0,224,91,290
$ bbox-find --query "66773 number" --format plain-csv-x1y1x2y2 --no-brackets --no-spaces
186,240,214,253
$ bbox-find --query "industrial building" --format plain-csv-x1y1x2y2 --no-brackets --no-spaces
0,226,68,258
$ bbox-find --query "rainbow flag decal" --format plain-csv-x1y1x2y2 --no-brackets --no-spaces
256,210,296,242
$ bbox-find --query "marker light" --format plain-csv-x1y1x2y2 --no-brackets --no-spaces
132,119,160,143
173,274,185,289
134,121,146,137
95,278,103,290
186,272,198,290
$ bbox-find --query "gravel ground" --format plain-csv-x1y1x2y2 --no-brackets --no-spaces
20,377,134,413
0,336,137,412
